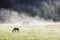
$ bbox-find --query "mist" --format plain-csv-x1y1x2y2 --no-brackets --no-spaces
0,0,60,24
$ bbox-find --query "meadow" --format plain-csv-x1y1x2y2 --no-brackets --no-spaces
0,23,60,40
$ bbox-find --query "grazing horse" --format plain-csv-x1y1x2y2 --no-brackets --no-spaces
12,27,19,32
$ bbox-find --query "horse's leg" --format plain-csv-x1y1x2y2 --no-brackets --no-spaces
15,30,16,32
12,30,14,32
16,29,19,32
18,30,19,32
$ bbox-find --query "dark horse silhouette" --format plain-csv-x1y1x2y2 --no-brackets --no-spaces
12,27,19,32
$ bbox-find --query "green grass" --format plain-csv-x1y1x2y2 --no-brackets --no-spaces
0,24,60,40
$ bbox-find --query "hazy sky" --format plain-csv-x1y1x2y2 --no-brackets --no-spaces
0,0,60,23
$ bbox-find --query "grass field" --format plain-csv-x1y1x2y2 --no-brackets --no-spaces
0,23,60,40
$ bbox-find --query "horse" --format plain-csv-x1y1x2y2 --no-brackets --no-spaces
12,27,19,32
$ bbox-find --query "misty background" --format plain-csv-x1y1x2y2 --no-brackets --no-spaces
0,0,60,24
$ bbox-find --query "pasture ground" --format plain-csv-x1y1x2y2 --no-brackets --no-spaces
0,23,60,40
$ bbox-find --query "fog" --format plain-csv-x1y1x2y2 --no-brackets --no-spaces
0,0,60,24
